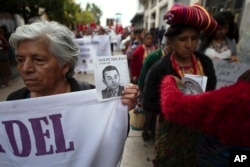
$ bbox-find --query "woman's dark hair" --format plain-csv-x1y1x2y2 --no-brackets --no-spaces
134,28,144,35
213,11,231,26
222,11,239,43
165,24,200,39
199,11,239,52
143,32,153,39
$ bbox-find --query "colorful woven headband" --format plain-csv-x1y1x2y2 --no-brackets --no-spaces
164,4,218,34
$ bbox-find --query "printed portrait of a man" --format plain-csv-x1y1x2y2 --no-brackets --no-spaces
101,65,124,99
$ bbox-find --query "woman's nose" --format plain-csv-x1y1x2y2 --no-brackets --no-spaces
185,39,192,48
22,59,35,73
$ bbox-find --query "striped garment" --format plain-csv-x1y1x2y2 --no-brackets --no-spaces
164,4,217,34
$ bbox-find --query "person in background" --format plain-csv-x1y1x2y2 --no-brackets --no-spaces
0,27,11,87
120,30,132,54
109,29,117,55
97,26,107,35
130,32,157,141
157,26,165,48
74,29,83,38
115,31,122,52
137,35,171,141
150,25,158,46
1,25,16,67
131,32,156,84
126,28,145,61
224,11,240,44
199,11,238,62
6,21,139,112
142,4,217,166
160,69,250,166
101,65,124,99
125,28,145,79
82,27,93,37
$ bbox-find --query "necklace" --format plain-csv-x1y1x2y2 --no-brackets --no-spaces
143,45,155,57
171,53,197,77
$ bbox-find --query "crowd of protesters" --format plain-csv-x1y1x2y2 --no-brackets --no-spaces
1,2,249,167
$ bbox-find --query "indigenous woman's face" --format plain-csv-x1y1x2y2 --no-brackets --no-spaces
214,24,229,39
16,39,69,95
144,34,153,46
169,29,200,59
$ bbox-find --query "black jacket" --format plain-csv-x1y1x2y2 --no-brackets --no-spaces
6,78,95,101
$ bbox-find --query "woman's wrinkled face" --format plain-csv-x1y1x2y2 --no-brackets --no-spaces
168,29,199,59
16,39,69,95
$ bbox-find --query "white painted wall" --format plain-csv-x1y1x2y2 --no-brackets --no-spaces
238,0,250,54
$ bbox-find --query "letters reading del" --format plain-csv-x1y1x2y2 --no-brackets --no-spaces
0,114,75,157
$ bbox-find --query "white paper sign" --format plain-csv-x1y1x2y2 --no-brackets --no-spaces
94,55,130,101
92,35,112,57
183,74,207,92
0,90,128,167
213,60,250,89
73,35,112,73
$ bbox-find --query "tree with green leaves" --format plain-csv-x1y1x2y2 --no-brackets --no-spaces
0,0,102,29
85,3,102,25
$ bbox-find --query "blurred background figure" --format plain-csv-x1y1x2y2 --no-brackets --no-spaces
131,32,156,84
97,26,107,35
199,11,239,62
0,26,11,87
157,26,166,48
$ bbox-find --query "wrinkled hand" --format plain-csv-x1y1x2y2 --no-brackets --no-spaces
121,83,139,111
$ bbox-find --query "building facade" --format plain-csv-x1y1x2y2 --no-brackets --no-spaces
131,0,249,61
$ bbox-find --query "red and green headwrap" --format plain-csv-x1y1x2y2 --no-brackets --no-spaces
164,4,218,34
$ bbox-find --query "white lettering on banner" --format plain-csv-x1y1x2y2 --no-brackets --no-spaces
0,89,128,167
213,60,250,89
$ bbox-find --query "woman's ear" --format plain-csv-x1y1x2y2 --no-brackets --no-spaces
62,62,70,76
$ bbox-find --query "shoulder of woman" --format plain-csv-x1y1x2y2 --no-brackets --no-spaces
6,87,29,101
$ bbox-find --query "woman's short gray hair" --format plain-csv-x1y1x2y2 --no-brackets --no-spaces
9,21,79,78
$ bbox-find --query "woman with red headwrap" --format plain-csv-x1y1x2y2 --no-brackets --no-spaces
142,3,218,166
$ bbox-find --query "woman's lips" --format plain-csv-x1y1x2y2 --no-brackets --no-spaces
24,79,39,85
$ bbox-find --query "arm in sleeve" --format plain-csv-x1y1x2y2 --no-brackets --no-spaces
160,75,250,146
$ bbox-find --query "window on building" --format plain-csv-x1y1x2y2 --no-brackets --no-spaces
151,0,156,7
234,0,243,10
175,0,190,5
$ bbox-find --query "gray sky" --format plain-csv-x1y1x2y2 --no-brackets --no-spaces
75,0,138,27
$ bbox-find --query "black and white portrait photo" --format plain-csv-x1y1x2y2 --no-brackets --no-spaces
101,65,124,99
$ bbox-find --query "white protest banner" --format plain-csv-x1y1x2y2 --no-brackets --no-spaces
74,37,96,72
213,60,250,89
74,35,111,73
92,35,112,57
0,89,128,167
